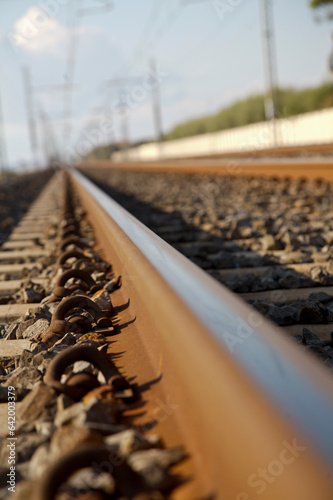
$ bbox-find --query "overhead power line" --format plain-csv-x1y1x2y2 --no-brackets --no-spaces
103,76,143,155
77,0,114,17
22,66,39,168
61,2,81,150
121,0,166,74
142,2,184,57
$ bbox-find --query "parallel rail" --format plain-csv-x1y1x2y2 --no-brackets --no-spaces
70,167,333,499
79,157,333,181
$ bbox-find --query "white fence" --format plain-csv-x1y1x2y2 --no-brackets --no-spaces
111,108,333,162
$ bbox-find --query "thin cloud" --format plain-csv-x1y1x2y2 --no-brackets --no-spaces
10,7,101,57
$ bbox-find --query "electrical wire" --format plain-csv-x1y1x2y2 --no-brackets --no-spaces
62,0,80,149
77,0,114,18
124,0,167,72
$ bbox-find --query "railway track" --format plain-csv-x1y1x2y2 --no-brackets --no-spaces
82,164,333,361
0,166,332,499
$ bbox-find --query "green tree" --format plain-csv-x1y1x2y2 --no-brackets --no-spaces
310,0,333,20
161,82,333,141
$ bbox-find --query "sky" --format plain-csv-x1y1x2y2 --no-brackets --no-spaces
0,0,332,170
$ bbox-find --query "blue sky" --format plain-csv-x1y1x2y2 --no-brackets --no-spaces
0,0,331,169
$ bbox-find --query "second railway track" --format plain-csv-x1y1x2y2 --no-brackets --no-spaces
0,165,333,499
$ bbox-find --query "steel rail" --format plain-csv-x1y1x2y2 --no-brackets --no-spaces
79,158,333,181
70,167,333,499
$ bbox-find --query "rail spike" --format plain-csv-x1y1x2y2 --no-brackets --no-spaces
52,268,102,299
44,343,135,401
41,295,113,346
34,444,147,500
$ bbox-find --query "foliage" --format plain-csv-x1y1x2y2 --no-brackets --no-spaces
310,0,333,20
84,143,119,161
0,169,16,177
85,138,152,160
162,82,333,141
311,0,333,8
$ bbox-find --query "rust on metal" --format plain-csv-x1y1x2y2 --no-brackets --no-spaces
41,295,113,345
58,236,91,253
72,169,333,500
44,343,135,401
34,444,146,500
57,248,90,267
52,268,101,299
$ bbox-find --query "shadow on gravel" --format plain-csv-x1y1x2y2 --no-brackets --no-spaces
83,171,279,271
0,169,54,244
83,170,333,362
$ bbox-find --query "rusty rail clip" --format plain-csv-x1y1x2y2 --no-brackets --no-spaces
56,249,90,268
52,268,102,299
35,444,146,500
42,295,113,345
58,236,91,254
60,224,80,240
44,343,134,401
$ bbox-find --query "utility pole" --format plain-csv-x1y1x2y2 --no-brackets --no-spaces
39,106,60,167
104,100,115,146
329,33,333,75
150,58,163,148
30,82,77,167
0,88,7,174
259,0,279,145
118,87,129,156
38,108,51,166
103,77,142,159
22,67,39,168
